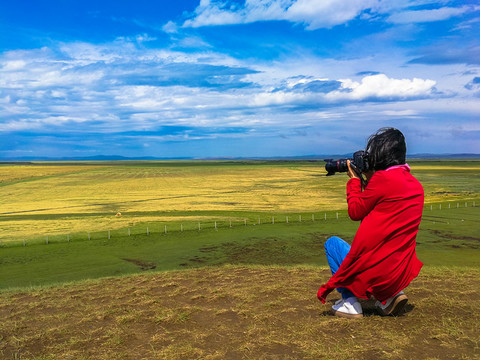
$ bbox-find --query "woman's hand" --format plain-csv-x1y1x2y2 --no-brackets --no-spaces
347,160,360,179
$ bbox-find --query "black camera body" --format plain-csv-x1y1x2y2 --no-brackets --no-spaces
324,150,370,176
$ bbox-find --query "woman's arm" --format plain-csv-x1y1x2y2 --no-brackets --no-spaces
346,169,383,221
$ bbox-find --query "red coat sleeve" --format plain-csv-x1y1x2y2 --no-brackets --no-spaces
346,177,382,221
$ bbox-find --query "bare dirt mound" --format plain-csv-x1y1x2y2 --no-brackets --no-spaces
0,266,478,359
122,258,157,271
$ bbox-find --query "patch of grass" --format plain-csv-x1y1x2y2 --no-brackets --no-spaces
0,266,478,359
0,204,478,291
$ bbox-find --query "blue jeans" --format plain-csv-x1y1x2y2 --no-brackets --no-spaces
324,236,355,299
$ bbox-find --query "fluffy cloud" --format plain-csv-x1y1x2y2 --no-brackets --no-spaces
285,0,381,29
182,0,479,30
254,74,437,106
0,37,443,136
333,74,437,100
183,0,386,29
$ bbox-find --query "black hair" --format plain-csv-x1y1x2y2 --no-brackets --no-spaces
365,127,406,171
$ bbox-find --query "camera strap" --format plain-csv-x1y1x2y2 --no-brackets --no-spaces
359,175,368,191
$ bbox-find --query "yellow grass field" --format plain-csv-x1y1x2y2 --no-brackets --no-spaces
1,160,479,243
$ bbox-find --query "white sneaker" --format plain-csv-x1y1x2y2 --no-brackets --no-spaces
331,297,363,319
376,291,408,316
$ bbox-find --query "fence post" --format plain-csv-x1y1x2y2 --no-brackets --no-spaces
299,215,302,223
244,219,247,226
312,214,314,222
46,236,49,245
108,230,111,240
23,239,26,247
165,225,167,234
439,204,442,210
199,222,201,231
272,216,275,224
286,216,289,223
336,212,338,220
88,232,91,240
215,221,217,230
128,228,131,236
324,213,327,220
67,234,70,242
181,224,183,232
230,220,232,228
147,227,149,235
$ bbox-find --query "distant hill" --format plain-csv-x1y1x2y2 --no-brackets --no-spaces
407,153,480,159
0,153,479,162
0,155,171,162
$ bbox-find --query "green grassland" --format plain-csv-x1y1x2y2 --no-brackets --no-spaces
0,159,479,289
0,160,479,359
0,159,478,290
0,204,478,291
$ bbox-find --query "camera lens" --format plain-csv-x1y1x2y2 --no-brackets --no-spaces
325,159,348,175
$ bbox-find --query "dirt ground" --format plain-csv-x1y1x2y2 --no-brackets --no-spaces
0,266,479,359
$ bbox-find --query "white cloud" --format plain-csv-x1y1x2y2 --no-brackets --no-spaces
184,0,382,29
2,60,27,71
387,5,477,24
135,34,157,42
178,36,213,48
0,36,466,143
253,74,437,106
0,115,88,132
286,0,381,29
453,16,480,31
335,74,436,100
382,109,418,116
182,0,478,30
162,21,179,34
183,0,243,27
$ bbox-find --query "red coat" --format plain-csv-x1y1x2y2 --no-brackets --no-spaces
317,165,424,304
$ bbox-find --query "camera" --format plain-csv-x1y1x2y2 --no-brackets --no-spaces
324,150,370,176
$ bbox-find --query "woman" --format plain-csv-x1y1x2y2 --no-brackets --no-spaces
317,128,424,318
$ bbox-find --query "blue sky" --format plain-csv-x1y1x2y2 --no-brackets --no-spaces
1,0,479,158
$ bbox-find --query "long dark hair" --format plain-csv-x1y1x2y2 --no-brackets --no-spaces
366,128,406,171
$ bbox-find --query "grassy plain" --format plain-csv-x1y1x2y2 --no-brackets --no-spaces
0,161,341,243
0,159,478,290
